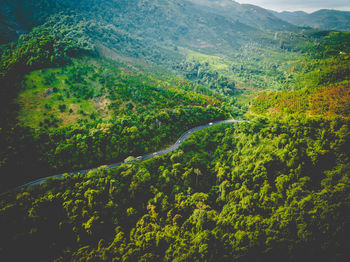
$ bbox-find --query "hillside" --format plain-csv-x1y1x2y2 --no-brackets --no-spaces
0,0,350,261
0,0,267,50
186,0,296,31
0,17,241,190
0,0,311,91
250,30,350,119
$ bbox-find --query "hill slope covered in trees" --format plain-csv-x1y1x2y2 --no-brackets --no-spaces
0,0,350,261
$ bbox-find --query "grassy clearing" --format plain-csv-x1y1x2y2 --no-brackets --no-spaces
16,56,224,130
17,64,108,129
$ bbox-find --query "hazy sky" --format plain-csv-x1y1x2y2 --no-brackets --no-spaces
236,0,350,13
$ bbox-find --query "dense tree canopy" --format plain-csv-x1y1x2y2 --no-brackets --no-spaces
1,118,349,261
1,2,350,261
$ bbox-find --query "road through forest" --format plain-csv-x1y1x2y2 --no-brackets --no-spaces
12,119,244,192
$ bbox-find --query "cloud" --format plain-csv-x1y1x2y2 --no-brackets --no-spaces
236,0,350,12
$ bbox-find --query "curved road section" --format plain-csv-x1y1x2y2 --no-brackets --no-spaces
15,119,244,191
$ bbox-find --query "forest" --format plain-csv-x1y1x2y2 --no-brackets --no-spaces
0,22,233,191
251,31,350,119
0,0,350,261
1,118,349,261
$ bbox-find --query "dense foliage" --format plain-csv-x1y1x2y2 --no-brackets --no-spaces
0,17,94,81
1,1,350,261
175,61,236,96
16,57,222,129
0,22,232,192
252,83,350,119
0,18,93,125
1,118,349,261
251,31,350,118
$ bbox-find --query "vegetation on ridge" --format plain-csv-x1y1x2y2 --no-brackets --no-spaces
0,1,350,261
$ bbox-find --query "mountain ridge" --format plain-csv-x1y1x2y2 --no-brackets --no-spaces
185,0,297,31
0,0,280,67
0,0,295,46
272,9,350,31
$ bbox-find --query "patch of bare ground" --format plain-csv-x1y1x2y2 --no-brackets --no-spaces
94,97,112,117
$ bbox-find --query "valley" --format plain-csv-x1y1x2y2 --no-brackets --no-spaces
0,1,349,261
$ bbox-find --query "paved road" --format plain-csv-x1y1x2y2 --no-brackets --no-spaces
13,119,244,191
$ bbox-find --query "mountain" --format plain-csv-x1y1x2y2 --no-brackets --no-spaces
273,9,350,32
185,0,296,31
1,0,350,261
0,0,295,51
0,0,273,63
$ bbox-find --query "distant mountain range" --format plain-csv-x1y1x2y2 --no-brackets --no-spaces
271,9,350,32
0,0,349,58
187,1,350,32
0,0,293,58
186,0,296,31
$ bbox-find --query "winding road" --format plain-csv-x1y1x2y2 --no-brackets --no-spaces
13,119,244,191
